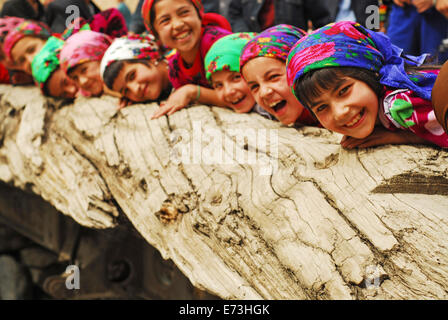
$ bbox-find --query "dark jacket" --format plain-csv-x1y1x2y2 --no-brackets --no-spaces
228,0,332,33
325,0,380,27
45,0,100,33
0,0,46,22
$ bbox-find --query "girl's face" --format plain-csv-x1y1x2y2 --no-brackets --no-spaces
69,61,103,97
308,76,379,139
211,71,255,113
112,61,165,102
153,0,202,57
243,57,305,125
11,36,46,74
46,67,79,99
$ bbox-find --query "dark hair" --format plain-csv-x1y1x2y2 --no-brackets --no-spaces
294,67,384,111
103,58,152,90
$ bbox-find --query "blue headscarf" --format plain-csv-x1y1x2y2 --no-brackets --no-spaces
286,21,437,102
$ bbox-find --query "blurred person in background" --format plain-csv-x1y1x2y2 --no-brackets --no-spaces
45,0,101,33
387,0,448,63
228,0,331,33
0,0,47,22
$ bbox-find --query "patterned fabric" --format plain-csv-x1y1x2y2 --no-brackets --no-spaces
60,30,112,74
286,21,438,103
31,36,64,90
204,32,256,81
240,24,307,71
379,85,448,148
168,25,230,89
61,8,128,41
142,0,204,33
100,34,162,79
0,17,25,44
3,20,51,60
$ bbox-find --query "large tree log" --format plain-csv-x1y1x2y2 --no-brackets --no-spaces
0,85,447,299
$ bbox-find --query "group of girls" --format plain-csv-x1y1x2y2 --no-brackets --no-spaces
0,0,447,150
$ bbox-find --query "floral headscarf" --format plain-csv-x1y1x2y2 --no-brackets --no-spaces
31,36,64,90
0,17,25,44
286,21,437,103
100,34,162,79
204,32,256,81
60,30,112,74
3,20,51,60
239,24,307,72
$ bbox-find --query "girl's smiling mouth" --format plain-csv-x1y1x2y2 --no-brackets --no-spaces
345,108,366,128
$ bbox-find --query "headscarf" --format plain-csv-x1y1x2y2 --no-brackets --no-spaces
60,30,112,74
61,8,128,41
0,17,25,44
432,61,448,133
141,0,231,35
100,34,162,79
31,36,64,90
286,21,437,103
240,24,307,72
3,20,51,60
204,32,256,81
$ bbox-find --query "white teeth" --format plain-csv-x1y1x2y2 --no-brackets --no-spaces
268,101,281,108
346,113,362,127
175,32,190,40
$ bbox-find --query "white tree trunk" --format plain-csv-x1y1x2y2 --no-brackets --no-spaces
1,85,447,299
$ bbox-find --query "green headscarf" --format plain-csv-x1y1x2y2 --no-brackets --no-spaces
204,32,257,82
31,36,64,90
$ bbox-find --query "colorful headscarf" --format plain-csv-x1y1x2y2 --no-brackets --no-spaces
60,30,112,74
62,8,128,41
0,17,25,44
204,32,256,81
239,24,307,72
286,21,437,103
100,34,161,79
142,0,204,33
3,20,51,60
31,36,64,90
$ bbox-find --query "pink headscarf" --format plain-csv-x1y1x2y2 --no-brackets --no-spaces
60,30,112,74
0,17,25,44
3,20,51,60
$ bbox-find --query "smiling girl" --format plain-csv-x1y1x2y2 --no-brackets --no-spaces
60,30,113,97
3,20,51,75
286,21,448,149
141,0,232,118
31,36,79,99
100,34,172,108
204,32,272,119
239,24,317,127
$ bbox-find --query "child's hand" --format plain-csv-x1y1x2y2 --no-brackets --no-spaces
393,0,411,7
151,84,196,119
412,0,434,12
340,127,429,149
436,0,448,18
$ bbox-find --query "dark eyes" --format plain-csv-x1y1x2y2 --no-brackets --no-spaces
26,46,35,54
232,74,241,81
339,84,351,96
249,84,259,92
213,82,222,89
315,104,328,113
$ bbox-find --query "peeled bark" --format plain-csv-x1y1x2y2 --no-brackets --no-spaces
0,85,447,299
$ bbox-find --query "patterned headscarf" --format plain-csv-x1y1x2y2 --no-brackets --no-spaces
100,34,162,79
60,30,112,74
286,21,437,103
240,24,307,72
3,20,51,60
0,17,25,44
205,32,256,81
142,0,204,34
31,36,64,90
